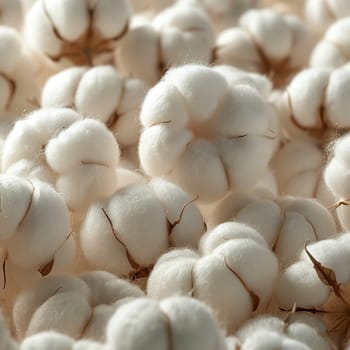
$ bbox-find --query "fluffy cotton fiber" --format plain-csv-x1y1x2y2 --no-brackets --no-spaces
115,4,215,85
147,232,278,332
41,65,148,148
80,178,205,277
139,64,276,202
24,0,131,66
105,297,227,350
214,8,311,87
2,108,120,210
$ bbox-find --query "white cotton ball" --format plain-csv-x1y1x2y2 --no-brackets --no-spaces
149,178,205,248
26,291,92,338
0,26,22,73
25,0,131,66
41,67,88,109
5,180,71,270
13,275,90,339
20,332,74,350
276,261,330,308
80,184,169,277
106,297,225,350
199,222,267,255
139,64,275,202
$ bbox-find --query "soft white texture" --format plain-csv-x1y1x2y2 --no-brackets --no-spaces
115,4,215,85
147,239,278,332
24,0,131,66
41,65,148,147
0,175,72,275
272,140,334,205
2,108,120,210
139,64,276,202
311,18,350,69
13,272,144,341
214,8,311,86
105,297,226,350
80,179,204,277
207,192,336,266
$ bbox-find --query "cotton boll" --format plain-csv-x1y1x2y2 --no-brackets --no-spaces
13,275,90,338
149,178,205,248
0,311,19,350
5,180,71,270
24,0,131,67
105,297,225,350
214,9,311,87
20,332,74,350
80,184,170,277
276,261,331,308
26,291,92,338
140,64,275,202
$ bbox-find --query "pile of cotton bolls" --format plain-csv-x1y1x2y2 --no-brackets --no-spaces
3,0,350,349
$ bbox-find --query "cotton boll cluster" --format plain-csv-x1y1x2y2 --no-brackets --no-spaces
272,140,334,205
105,296,227,350
139,64,276,202
115,4,215,85
24,0,131,67
207,193,336,266
2,108,120,211
147,224,278,332
0,175,73,295
12,272,144,341
80,178,205,279
214,8,312,87
311,18,350,69
41,65,148,148
0,26,39,121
